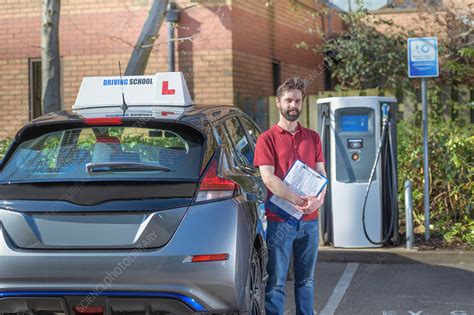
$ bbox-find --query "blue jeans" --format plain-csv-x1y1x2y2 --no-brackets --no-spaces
265,219,319,315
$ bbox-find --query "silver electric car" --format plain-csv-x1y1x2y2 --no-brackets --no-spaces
0,105,267,314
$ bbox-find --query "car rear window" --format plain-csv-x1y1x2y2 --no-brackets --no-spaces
0,126,203,183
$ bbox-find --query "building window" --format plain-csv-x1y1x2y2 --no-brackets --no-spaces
272,59,281,95
324,50,336,91
29,59,42,120
29,58,64,119
324,59,333,91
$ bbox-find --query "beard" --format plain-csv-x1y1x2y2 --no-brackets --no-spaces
280,107,301,122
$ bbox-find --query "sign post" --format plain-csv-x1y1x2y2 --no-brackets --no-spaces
407,37,439,241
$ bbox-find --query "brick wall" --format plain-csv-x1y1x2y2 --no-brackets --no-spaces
175,2,234,105
0,0,339,137
0,0,235,137
0,59,29,139
373,0,472,37
232,0,343,128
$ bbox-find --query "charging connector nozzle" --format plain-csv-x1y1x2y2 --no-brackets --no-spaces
382,103,390,123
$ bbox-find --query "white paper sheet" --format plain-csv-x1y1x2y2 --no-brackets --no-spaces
269,160,327,220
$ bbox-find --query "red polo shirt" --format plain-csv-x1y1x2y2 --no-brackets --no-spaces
254,123,325,222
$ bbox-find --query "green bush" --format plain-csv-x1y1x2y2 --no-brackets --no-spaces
397,120,473,245
0,133,184,164
0,139,11,160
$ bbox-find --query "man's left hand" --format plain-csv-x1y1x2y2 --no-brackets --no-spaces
295,189,326,214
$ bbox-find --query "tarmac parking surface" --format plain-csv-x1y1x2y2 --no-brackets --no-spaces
283,261,474,315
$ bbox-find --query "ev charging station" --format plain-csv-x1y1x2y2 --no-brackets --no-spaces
315,97,399,248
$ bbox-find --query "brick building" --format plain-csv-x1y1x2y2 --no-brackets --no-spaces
372,0,471,34
0,0,343,138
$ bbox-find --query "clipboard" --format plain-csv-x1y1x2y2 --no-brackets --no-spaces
266,160,327,221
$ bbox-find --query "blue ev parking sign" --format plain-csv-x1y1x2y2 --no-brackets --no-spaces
407,37,439,78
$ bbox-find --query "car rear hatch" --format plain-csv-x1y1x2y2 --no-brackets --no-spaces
0,116,207,250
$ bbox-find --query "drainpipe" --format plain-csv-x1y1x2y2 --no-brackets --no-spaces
166,1,180,72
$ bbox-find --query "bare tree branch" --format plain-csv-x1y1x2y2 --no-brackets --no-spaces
67,17,135,47
140,35,194,48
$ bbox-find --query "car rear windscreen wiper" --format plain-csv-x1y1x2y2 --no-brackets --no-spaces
86,162,171,173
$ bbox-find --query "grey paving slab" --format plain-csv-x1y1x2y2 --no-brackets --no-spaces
283,262,347,314
333,263,474,315
278,262,474,315
318,246,474,265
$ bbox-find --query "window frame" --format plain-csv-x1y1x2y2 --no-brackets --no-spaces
220,114,259,170
0,122,205,183
28,58,64,120
237,115,262,151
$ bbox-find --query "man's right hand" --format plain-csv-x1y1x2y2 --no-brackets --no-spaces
260,165,308,208
295,191,325,214
290,193,307,208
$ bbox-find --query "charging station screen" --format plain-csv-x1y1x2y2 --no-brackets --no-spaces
341,115,369,132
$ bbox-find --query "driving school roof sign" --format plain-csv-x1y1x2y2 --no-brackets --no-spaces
73,72,193,110
407,37,439,78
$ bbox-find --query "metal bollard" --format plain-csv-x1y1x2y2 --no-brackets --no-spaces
405,180,414,250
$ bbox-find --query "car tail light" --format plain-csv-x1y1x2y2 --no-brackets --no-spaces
161,111,175,116
74,306,104,315
195,157,238,203
84,117,123,125
191,253,229,262
96,136,121,144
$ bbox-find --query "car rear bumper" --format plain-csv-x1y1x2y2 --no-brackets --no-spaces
0,199,253,313
0,292,207,314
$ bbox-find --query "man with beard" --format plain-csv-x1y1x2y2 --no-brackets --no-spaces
254,77,326,315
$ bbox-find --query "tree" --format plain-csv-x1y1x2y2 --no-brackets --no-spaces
294,1,473,245
322,11,410,93
414,0,473,87
39,0,169,113
125,0,169,75
312,1,473,121
41,0,61,114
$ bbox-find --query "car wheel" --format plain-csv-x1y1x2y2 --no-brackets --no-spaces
241,248,264,315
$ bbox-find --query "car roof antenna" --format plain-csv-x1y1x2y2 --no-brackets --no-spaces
118,61,128,117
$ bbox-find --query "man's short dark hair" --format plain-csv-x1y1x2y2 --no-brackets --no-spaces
276,77,308,100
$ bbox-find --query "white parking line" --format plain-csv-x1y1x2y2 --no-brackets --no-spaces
320,263,359,315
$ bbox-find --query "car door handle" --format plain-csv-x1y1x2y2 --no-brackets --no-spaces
245,192,259,202
257,186,266,201
250,189,266,202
